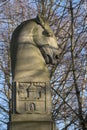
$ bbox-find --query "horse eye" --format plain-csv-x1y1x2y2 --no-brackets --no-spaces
42,31,50,37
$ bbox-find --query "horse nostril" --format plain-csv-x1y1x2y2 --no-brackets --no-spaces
47,55,52,64
55,55,59,59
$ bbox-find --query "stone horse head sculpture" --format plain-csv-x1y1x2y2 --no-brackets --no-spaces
10,15,61,82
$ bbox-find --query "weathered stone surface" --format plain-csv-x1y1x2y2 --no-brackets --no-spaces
12,43,50,82
9,121,55,130
11,114,52,122
10,16,61,82
9,82,55,130
12,82,52,114
9,16,58,130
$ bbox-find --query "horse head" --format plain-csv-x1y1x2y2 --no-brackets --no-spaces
10,15,61,81
34,15,61,65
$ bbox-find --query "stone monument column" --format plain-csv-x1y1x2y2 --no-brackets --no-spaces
8,15,60,130
8,81,55,130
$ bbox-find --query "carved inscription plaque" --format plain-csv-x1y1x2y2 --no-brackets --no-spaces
16,82,48,113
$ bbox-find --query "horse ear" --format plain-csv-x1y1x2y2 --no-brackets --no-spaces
36,15,54,37
36,15,46,27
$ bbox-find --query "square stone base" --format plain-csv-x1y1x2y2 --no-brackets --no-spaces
8,114,56,130
8,121,55,130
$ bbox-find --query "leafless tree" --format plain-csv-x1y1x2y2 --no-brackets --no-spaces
0,0,87,130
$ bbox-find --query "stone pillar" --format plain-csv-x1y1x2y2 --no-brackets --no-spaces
8,82,55,130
